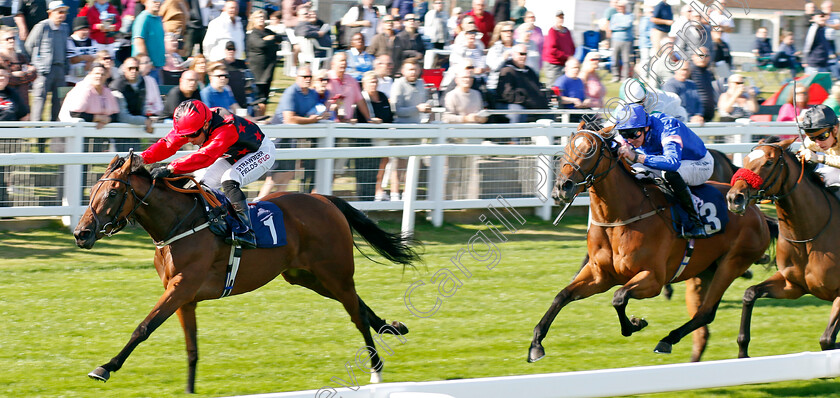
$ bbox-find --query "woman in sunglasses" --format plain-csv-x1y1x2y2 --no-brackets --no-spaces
140,99,277,248
799,105,840,190
615,103,714,239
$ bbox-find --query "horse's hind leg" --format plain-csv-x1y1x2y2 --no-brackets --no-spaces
819,297,840,351
685,274,712,362
738,272,804,358
282,270,406,335
306,268,385,384
176,302,198,394
528,265,613,362
613,270,662,337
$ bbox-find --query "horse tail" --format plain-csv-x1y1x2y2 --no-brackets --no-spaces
324,195,423,267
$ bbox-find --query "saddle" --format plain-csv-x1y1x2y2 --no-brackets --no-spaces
160,176,287,248
630,169,729,237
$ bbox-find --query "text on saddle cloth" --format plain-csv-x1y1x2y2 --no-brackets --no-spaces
670,184,729,237
207,188,288,248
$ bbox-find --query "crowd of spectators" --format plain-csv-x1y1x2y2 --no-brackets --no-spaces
8,0,840,201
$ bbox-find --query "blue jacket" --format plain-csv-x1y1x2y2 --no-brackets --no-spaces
636,113,707,171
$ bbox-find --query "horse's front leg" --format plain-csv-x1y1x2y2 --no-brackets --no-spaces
176,302,199,394
528,264,614,362
88,274,202,383
613,270,662,337
738,272,803,358
819,296,840,351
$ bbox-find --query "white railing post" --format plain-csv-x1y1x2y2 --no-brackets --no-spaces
63,122,85,230
428,127,446,227
401,155,421,236
533,128,555,221
315,124,335,195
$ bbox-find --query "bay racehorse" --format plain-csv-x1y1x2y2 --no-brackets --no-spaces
727,138,840,356
73,153,422,393
569,147,764,360
528,125,772,363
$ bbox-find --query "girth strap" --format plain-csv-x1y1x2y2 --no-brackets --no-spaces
221,243,243,298
670,239,695,283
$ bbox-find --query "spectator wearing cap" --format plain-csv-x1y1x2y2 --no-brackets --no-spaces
465,0,495,47
393,13,426,74
799,104,840,192
542,9,574,87
804,11,832,74
203,0,245,62
58,61,119,128
161,69,201,119
368,15,397,72
66,16,100,85
200,62,243,114
132,0,166,83
496,43,547,123
77,0,121,46
449,27,488,86
25,0,69,121
110,56,163,135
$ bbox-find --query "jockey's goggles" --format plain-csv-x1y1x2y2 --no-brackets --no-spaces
805,126,833,142
618,127,645,140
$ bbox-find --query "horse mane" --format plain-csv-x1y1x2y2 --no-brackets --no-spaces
782,146,831,192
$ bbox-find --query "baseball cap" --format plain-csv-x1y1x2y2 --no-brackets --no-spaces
48,0,67,11
225,41,236,51
73,16,90,31
556,10,564,16
802,104,839,132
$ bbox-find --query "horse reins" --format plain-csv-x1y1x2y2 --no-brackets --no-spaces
89,168,156,237
732,143,832,243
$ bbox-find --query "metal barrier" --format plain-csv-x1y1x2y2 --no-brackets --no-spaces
0,120,800,231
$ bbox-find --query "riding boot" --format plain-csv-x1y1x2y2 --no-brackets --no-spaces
222,180,257,248
664,171,708,239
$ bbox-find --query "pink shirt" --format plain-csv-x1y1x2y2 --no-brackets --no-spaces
583,73,606,108
328,71,363,117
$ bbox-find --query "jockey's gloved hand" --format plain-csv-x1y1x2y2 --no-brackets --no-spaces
150,166,172,180
799,148,816,163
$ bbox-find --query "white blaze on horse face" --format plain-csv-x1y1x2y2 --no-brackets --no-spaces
746,150,766,165
574,136,586,148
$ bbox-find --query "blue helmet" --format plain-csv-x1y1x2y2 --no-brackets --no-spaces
614,103,650,130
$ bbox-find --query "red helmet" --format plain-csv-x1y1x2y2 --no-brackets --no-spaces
173,100,211,137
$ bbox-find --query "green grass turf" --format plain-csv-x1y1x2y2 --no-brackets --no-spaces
1,215,838,397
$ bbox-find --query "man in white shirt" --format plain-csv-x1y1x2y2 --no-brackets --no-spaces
202,0,245,61
340,0,378,46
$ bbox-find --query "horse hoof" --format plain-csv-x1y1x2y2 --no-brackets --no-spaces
380,321,409,335
653,341,672,354
527,344,546,363
391,321,409,335
370,371,382,384
88,366,110,382
631,317,649,331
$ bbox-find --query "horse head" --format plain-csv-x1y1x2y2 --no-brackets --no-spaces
552,122,618,204
726,138,797,214
74,151,149,249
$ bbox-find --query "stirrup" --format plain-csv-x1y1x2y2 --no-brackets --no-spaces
681,224,708,239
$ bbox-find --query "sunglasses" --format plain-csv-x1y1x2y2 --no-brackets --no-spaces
320,78,330,82
127,66,139,71
502,29,513,33
299,74,312,78
103,57,113,60
619,128,644,139
518,52,528,56
806,128,833,141
213,74,229,78
731,81,744,85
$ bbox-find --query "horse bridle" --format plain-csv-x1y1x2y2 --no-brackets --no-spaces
734,143,803,203
559,131,621,190
88,168,156,237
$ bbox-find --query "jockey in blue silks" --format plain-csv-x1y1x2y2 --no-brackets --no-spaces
615,103,715,238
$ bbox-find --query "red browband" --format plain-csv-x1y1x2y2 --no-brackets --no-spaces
731,168,764,189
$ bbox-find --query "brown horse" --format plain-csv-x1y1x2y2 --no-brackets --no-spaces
73,153,422,393
569,147,760,360
527,126,772,363
727,138,840,357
